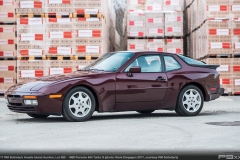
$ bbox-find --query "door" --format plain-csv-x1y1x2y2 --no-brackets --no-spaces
116,55,168,103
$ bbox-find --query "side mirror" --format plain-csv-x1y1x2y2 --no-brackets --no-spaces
129,66,141,73
127,66,141,77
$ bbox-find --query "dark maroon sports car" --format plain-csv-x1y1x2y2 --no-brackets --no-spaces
5,51,224,122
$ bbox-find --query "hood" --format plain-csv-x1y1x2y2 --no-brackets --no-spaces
7,71,103,93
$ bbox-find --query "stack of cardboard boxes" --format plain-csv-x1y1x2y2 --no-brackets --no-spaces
15,0,110,83
0,0,16,93
185,0,240,95
127,0,184,55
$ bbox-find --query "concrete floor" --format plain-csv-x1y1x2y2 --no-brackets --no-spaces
0,96,239,155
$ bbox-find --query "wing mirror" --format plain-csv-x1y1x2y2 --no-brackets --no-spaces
127,66,141,77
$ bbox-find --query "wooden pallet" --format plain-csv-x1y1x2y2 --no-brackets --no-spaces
46,55,75,60
45,13,72,18
17,56,46,60
17,14,45,18
0,57,16,60
73,13,102,18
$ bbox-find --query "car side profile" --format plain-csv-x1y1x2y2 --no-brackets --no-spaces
5,51,224,122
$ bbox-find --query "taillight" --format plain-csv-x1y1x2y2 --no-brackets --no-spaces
218,76,220,84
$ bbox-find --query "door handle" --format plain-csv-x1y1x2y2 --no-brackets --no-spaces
156,76,166,81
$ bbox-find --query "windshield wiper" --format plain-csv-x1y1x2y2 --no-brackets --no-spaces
90,68,105,71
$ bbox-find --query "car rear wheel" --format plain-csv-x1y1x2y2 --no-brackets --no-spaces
62,86,96,122
137,110,155,114
175,85,204,116
27,114,49,118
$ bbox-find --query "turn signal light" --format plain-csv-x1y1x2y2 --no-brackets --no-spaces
49,94,62,99
23,96,37,99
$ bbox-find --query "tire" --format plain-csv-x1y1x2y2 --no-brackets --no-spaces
137,110,155,114
27,114,49,118
62,86,96,122
175,85,204,116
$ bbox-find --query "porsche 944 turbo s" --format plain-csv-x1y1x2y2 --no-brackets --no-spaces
5,51,224,122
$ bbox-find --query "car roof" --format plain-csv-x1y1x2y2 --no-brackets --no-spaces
114,51,177,56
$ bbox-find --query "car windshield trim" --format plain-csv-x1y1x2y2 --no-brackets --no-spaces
80,52,134,72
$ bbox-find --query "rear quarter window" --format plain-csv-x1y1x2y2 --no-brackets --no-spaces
178,55,206,65
164,56,181,72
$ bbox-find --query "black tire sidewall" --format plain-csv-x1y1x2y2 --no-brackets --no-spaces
63,87,96,122
177,85,204,116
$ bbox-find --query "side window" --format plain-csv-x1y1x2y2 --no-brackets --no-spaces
125,55,162,73
164,56,181,72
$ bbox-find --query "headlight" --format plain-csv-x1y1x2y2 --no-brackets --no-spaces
24,100,38,106
31,82,52,91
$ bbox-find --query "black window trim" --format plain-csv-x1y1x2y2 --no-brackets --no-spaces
123,54,164,73
162,55,182,72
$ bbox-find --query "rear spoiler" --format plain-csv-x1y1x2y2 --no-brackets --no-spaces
190,64,220,69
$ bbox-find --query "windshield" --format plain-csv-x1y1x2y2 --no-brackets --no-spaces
82,52,134,72
178,55,206,65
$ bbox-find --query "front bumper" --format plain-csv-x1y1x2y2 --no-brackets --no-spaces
209,88,225,101
5,92,62,115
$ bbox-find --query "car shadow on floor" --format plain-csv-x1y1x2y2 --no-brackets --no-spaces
13,111,220,123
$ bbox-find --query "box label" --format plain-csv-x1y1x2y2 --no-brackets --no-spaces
0,27,14,32
1,78,13,83
20,1,34,8
56,18,71,23
235,79,240,86
28,18,43,25
210,42,222,49
166,0,180,5
234,43,240,49
129,44,144,50
84,9,99,14
21,70,35,78
78,30,93,37
217,29,229,35
232,5,240,11
0,12,12,18
86,46,99,53
166,16,182,22
49,32,63,38
49,0,62,4
57,47,71,54
167,48,182,53
1,0,13,6
20,34,35,41
28,49,42,56
167,27,182,33
148,28,163,34
148,18,163,24
0,51,14,57
147,5,162,11
129,0,142,4
128,31,144,37
129,21,144,26
50,68,63,75
217,65,229,72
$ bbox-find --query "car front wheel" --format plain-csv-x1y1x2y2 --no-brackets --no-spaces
175,85,204,116
62,86,96,122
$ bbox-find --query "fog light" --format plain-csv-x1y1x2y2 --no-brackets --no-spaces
24,100,38,106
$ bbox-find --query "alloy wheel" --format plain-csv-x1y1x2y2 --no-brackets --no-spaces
182,89,202,113
68,91,92,118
